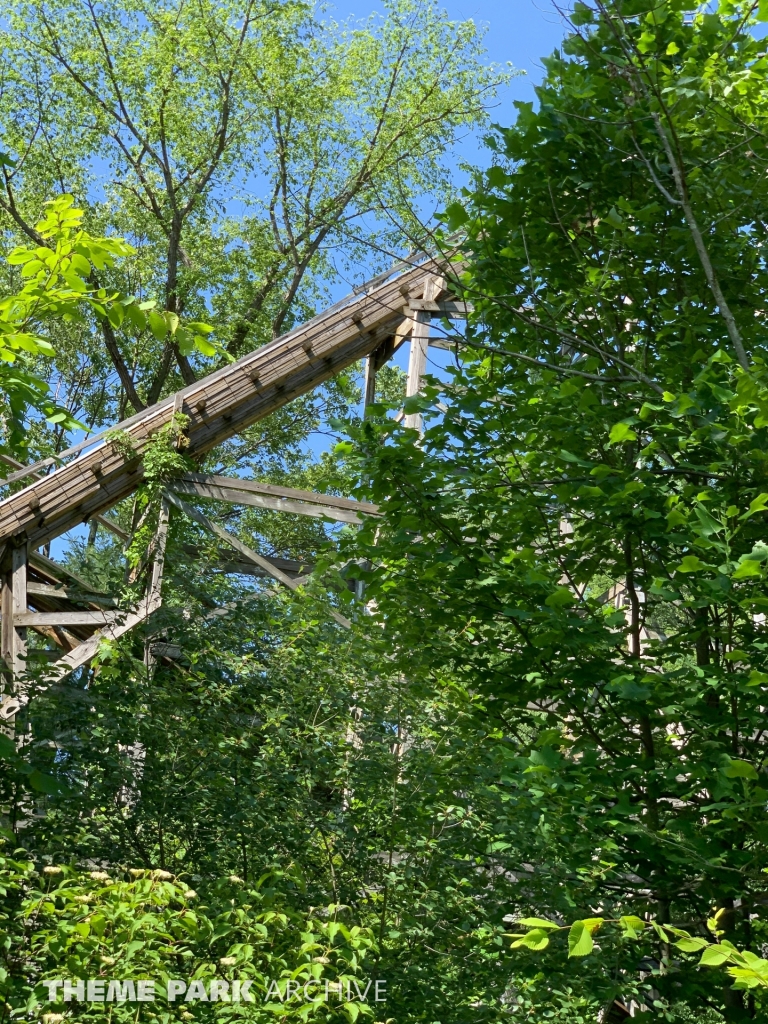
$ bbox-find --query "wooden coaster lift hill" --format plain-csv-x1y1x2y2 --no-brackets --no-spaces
0,257,468,722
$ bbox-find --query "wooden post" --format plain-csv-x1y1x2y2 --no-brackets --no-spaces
145,498,170,672
363,356,377,414
1,542,27,734
404,277,443,433
149,498,170,606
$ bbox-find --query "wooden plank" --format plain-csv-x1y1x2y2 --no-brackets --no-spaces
363,355,377,410
47,597,161,680
0,452,128,540
1,566,13,681
0,257,458,552
10,545,27,679
148,498,170,607
29,551,111,595
181,544,311,578
171,479,373,524
162,489,351,630
179,473,379,514
408,300,474,315
26,583,117,607
13,611,119,627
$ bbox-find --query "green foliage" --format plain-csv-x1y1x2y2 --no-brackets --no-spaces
331,0,768,1018
0,837,377,1022
0,195,130,448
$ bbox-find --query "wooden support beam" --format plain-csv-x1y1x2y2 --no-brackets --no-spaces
149,498,170,607
29,550,111,596
363,355,377,411
178,473,378,515
171,477,377,525
26,583,117,607
13,611,119,627
181,544,311,579
162,489,351,630
405,276,444,433
408,300,474,315
0,592,162,721
0,544,27,731
0,452,128,541
0,498,172,716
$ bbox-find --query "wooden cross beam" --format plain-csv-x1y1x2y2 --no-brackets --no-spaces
171,473,380,525
162,489,352,630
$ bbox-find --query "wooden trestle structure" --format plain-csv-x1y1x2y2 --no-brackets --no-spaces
0,256,467,723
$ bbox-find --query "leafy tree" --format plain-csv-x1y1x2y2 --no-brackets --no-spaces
0,0,497,424
335,0,768,1019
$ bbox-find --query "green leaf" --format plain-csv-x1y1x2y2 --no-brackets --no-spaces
512,928,551,950
517,918,560,930
0,733,17,760
70,252,91,275
619,915,645,939
545,586,576,608
724,758,759,780
608,421,637,444
675,937,710,952
676,555,706,573
28,769,63,794
194,335,217,357
742,493,768,519
733,560,763,580
700,945,733,966
568,920,596,957
164,311,180,335
603,206,624,229
148,311,168,340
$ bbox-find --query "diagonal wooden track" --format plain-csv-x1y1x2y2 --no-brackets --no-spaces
0,257,448,552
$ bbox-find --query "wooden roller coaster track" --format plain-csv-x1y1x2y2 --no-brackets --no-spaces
0,255,462,722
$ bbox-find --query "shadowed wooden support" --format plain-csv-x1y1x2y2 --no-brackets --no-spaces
0,498,172,721
171,474,380,525
1,545,28,731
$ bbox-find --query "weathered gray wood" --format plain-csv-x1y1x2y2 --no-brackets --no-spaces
179,473,379,514
13,611,119,627
162,489,352,630
0,258,456,552
26,583,117,607
363,355,377,411
10,546,27,679
149,499,170,606
0,452,128,540
408,300,474,315
171,478,376,525
48,597,161,679
405,276,444,432
29,551,111,595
